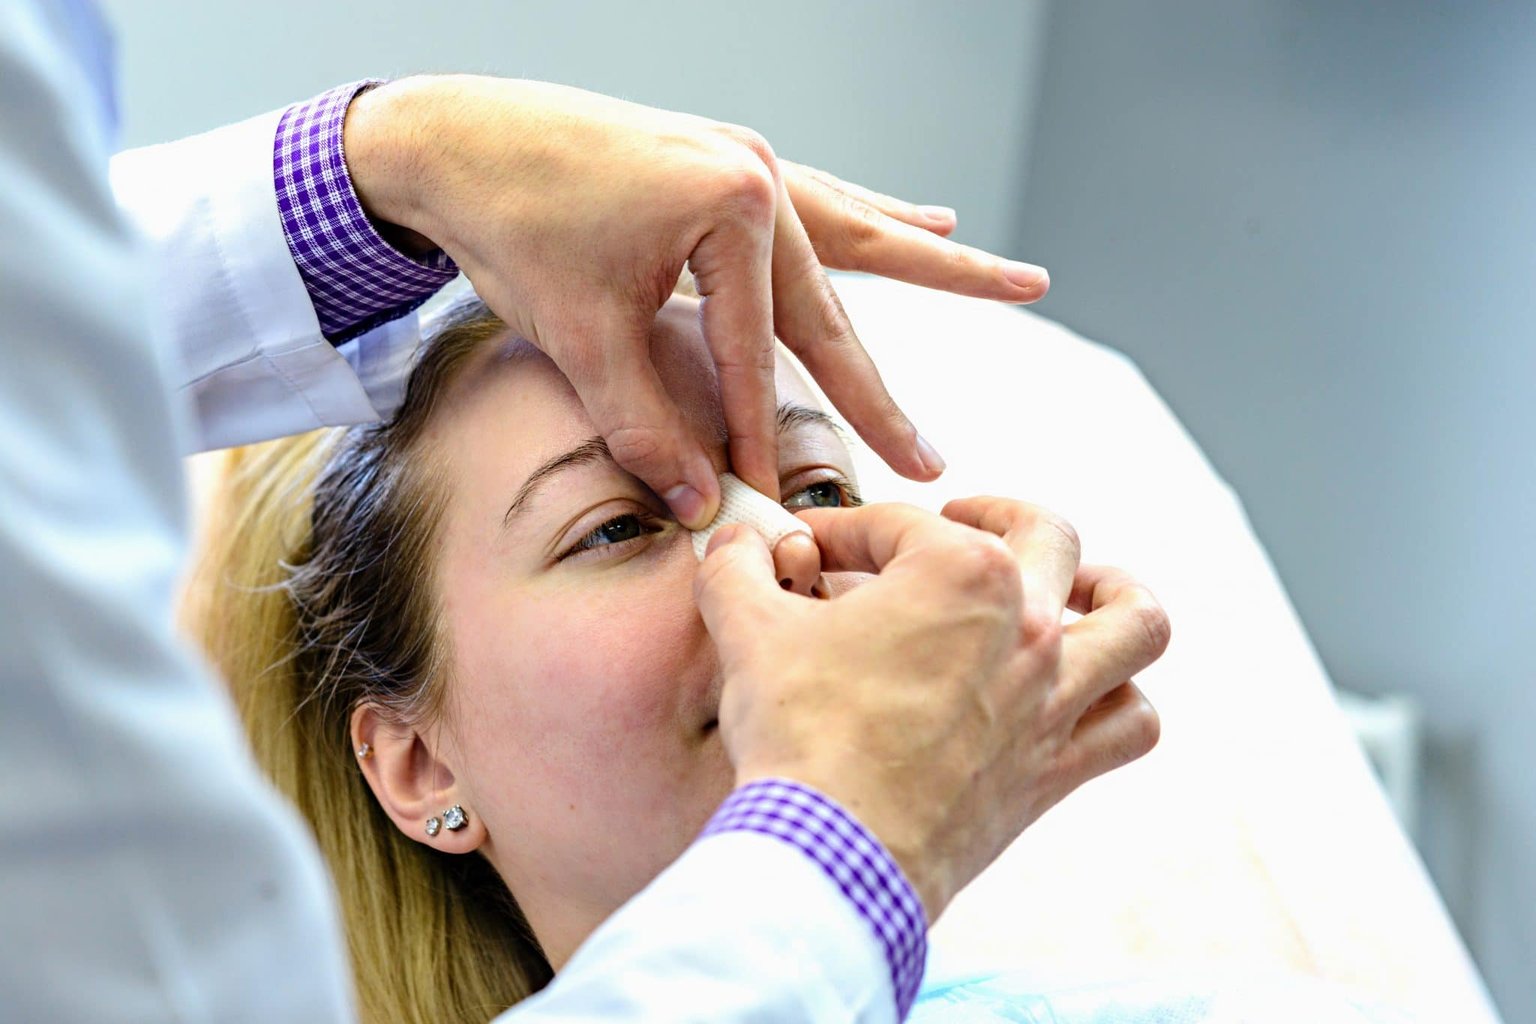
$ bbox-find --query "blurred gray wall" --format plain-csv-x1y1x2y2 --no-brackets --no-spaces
100,0,1048,258
1017,3,1535,1020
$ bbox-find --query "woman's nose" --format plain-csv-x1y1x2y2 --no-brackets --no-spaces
772,531,823,597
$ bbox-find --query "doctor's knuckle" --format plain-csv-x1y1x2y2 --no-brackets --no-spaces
1020,605,1063,652
712,338,778,374
801,286,859,351
942,241,981,279
719,123,777,167
833,195,885,258
1039,513,1081,561
603,424,671,475
1129,698,1162,757
715,161,777,224
954,534,1019,598
1123,588,1172,659
1103,702,1161,771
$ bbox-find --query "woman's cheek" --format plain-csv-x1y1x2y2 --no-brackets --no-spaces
452,544,708,790
522,565,704,736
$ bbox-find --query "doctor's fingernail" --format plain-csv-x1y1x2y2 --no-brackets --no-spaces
919,205,957,223
915,434,947,476
1003,261,1050,292
665,484,709,530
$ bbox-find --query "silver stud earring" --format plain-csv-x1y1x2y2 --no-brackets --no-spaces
424,816,442,837
355,742,372,759
442,804,468,831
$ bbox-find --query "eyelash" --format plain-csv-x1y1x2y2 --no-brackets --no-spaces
559,509,668,560
556,475,862,563
782,477,863,512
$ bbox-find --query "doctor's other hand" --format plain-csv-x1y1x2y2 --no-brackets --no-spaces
342,75,1049,529
693,499,1168,924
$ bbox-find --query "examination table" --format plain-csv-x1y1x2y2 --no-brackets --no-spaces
830,273,1500,1023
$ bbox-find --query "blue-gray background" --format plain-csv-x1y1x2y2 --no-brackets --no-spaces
100,1,1533,1018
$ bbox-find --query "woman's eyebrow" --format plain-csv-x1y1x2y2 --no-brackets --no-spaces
502,403,844,528
502,438,612,527
776,403,842,436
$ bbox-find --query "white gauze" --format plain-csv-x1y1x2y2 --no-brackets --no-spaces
690,472,813,561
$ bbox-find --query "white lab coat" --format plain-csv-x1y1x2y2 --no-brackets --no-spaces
0,2,895,1020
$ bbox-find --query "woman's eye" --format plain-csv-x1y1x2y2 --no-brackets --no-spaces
592,516,645,544
783,481,849,510
561,513,662,560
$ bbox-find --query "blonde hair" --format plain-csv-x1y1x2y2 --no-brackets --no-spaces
185,300,551,1023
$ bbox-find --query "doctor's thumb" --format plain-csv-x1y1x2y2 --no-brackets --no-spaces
693,524,784,641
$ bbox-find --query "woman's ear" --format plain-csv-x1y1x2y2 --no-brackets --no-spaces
351,703,487,854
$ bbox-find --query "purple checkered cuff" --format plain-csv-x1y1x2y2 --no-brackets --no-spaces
701,779,928,1019
274,80,458,345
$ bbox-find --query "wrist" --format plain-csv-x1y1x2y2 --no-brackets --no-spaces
733,767,944,921
342,77,441,257
275,80,460,342
705,778,929,1018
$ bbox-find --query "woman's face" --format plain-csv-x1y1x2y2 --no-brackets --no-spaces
415,297,859,966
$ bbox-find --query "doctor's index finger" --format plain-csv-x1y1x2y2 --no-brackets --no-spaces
796,504,1020,604
941,496,1081,622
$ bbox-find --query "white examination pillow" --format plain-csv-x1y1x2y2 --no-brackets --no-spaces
821,274,1500,1023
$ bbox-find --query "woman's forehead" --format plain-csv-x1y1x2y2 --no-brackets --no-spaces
441,296,820,445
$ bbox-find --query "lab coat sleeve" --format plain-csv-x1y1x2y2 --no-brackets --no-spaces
109,106,425,452
507,831,898,1022
0,4,357,1021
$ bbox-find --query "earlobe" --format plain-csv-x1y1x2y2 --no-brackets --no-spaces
349,703,487,854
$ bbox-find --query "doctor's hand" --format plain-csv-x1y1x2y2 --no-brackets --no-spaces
693,498,1169,923
342,75,1049,529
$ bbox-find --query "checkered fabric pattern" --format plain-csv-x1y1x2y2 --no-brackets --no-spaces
273,81,458,345
702,779,928,1020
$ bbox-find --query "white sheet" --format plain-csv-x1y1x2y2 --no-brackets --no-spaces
828,274,1500,1023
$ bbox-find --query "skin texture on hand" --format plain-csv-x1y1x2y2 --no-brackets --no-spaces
693,498,1169,922
342,75,1049,528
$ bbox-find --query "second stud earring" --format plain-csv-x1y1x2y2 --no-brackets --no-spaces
442,804,468,831
424,817,441,837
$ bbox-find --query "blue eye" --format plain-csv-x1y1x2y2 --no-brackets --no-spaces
783,481,851,510
591,516,645,544
562,513,662,559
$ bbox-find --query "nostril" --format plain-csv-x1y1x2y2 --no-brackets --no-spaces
771,531,821,597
